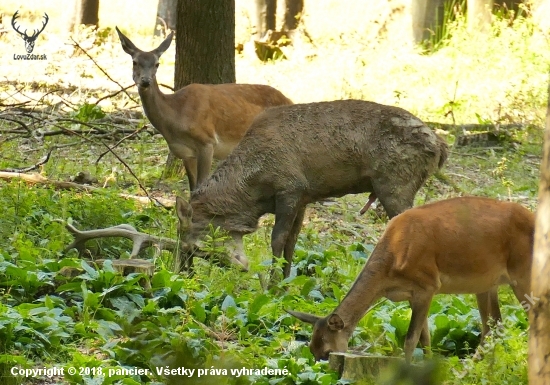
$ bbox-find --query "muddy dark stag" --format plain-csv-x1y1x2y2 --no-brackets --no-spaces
176,100,449,277
11,11,49,53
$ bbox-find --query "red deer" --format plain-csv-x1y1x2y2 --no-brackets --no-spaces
116,27,293,191
176,99,448,277
288,196,534,362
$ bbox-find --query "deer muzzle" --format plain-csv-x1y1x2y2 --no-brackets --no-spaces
139,78,152,88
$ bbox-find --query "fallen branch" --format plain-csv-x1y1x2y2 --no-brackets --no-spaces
0,171,175,207
0,100,30,108
0,150,52,173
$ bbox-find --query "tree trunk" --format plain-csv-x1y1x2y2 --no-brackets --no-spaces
283,0,304,31
467,0,493,32
528,75,550,383
70,0,99,30
154,0,177,36
175,0,236,87
164,0,236,180
411,0,447,43
255,0,277,38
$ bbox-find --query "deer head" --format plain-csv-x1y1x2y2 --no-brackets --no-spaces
175,196,250,271
286,310,350,361
11,11,49,53
116,26,174,89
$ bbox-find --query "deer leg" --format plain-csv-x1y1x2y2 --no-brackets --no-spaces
271,194,301,280
408,300,431,356
476,289,502,342
196,144,214,188
474,289,501,359
404,294,433,363
183,157,198,192
281,206,306,278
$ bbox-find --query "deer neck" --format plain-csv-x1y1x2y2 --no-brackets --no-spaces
334,257,387,332
190,164,266,235
137,79,175,138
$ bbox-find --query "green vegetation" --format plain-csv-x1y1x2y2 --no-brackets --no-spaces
0,3,546,385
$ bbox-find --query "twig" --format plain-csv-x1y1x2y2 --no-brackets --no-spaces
70,37,138,103
159,83,174,92
449,150,488,161
0,101,30,108
0,116,32,135
446,172,473,181
0,171,175,207
95,129,141,163
0,150,52,173
94,84,135,106
55,118,107,134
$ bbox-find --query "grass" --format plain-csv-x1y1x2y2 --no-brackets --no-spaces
0,1,547,384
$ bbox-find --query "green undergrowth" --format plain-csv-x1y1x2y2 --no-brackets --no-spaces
0,173,534,384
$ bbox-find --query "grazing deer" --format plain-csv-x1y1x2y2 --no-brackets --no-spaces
176,100,448,278
116,27,293,191
288,196,534,362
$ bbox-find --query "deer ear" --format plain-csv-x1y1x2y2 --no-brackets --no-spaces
116,26,138,56
154,31,174,56
176,196,193,222
286,310,321,325
327,314,345,331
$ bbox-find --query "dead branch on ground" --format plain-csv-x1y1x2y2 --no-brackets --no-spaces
0,171,175,207
0,150,52,173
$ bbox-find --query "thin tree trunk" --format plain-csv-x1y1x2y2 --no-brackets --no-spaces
70,0,99,30
154,0,177,36
283,0,303,31
467,0,493,32
255,0,277,38
528,74,550,383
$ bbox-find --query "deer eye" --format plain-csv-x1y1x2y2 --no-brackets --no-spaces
155,63,160,68
132,61,137,66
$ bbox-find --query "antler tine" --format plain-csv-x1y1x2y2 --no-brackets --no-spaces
11,10,26,37
31,13,49,38
63,223,179,259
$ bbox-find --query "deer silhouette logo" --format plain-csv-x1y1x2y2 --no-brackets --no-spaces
11,10,49,53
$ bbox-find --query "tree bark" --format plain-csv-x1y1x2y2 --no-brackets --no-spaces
154,0,177,36
254,0,303,38
528,74,550,383
164,0,236,179
467,0,493,32
283,0,304,31
175,0,236,87
70,0,99,30
255,0,277,38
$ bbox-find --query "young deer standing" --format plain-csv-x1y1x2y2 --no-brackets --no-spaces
288,196,534,362
116,27,293,190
